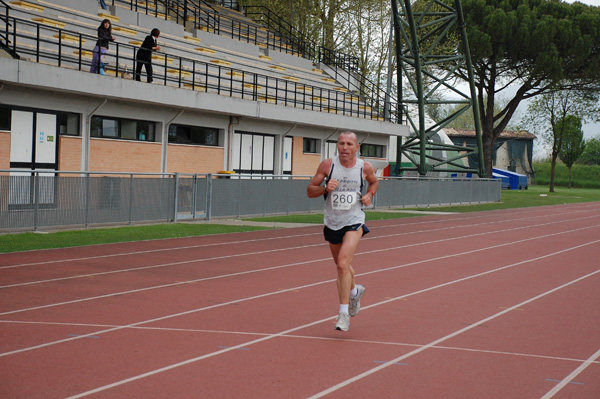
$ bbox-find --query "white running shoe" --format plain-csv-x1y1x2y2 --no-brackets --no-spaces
349,284,365,317
335,313,350,331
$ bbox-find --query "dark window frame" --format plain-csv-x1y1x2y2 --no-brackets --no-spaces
91,115,155,142
361,143,385,158
168,124,219,146
303,138,319,154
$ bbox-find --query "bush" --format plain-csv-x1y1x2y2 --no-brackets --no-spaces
533,162,600,188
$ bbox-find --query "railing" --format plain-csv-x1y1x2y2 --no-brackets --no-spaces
0,0,13,56
0,170,501,232
1,15,401,122
96,1,402,123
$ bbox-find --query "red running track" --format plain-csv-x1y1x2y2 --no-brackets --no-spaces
1,203,599,398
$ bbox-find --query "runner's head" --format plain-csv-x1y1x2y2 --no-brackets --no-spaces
337,131,359,162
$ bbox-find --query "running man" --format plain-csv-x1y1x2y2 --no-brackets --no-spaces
307,131,379,331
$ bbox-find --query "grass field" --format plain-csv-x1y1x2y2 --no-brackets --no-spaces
1,185,598,254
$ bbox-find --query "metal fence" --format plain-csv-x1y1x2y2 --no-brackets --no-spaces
0,171,501,232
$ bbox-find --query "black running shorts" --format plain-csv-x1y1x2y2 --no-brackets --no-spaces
323,223,370,244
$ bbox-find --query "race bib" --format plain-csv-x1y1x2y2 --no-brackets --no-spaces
332,192,358,210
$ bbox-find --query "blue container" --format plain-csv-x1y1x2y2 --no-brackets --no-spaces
492,168,528,190
492,171,511,190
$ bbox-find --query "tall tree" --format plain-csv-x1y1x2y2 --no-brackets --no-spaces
557,115,585,188
456,0,600,177
523,88,598,191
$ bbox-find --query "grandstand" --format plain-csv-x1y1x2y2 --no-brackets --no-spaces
0,0,501,231
0,0,408,176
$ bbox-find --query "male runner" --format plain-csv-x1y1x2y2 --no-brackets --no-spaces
307,131,379,331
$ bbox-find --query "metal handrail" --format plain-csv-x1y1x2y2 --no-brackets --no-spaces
2,15,401,123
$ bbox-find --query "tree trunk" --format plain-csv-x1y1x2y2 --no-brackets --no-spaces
568,166,572,188
482,134,494,179
549,151,558,193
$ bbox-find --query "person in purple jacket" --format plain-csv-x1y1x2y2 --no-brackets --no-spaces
90,19,115,74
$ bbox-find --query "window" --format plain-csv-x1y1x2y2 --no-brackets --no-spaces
361,144,385,158
168,124,219,146
0,105,10,130
57,112,80,136
303,138,319,153
91,116,155,141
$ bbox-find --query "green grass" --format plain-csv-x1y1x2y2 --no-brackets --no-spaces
0,224,270,254
1,185,598,254
409,185,600,213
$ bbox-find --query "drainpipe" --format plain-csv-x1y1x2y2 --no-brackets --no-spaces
322,129,340,160
84,98,107,173
358,133,370,157
161,108,184,173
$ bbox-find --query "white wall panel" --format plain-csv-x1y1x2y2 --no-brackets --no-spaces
10,110,33,163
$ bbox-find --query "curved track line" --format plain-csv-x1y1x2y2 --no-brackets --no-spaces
1,221,597,317
62,242,600,399
1,205,592,270
306,268,600,399
2,213,597,290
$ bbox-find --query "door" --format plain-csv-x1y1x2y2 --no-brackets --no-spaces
9,110,58,207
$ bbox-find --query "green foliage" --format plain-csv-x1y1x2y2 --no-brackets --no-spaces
557,115,585,169
533,161,600,189
579,136,600,165
458,0,600,176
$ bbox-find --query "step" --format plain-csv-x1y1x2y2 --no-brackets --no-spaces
11,1,44,12
31,17,65,29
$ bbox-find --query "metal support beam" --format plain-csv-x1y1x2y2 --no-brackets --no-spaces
392,0,485,177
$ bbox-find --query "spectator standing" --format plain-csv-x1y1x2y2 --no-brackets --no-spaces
90,19,115,74
135,28,161,83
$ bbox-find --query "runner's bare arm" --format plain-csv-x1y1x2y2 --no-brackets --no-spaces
307,159,337,198
360,162,379,206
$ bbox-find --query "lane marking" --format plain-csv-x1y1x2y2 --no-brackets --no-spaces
1,206,594,272
3,320,599,366
51,245,600,397
67,334,99,339
306,268,600,399
540,348,600,398
545,379,584,385
374,360,407,366
2,219,598,317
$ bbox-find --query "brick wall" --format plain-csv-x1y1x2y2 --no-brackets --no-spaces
58,136,82,171
167,144,225,174
291,136,320,176
0,132,9,170
90,138,162,173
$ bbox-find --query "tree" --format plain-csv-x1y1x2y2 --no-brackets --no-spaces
523,87,599,191
557,115,585,188
578,136,600,165
456,0,600,177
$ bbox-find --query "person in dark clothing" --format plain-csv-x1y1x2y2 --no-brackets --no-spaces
135,28,161,83
90,19,115,74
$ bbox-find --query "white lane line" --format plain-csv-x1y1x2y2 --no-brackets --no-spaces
2,213,597,290
306,268,600,399
1,221,598,319
540,348,600,398
3,320,599,367
1,221,597,317
38,244,600,397
1,206,591,270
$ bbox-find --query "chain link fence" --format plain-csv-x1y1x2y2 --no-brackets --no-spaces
0,171,500,232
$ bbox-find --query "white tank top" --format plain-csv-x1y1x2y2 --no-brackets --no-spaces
323,156,365,230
